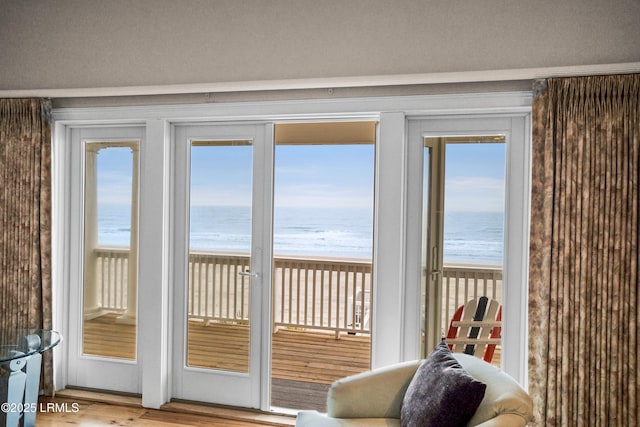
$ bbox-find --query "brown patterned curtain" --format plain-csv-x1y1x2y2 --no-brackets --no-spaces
529,74,640,426
0,98,53,394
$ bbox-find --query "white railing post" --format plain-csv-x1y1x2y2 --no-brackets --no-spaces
117,145,139,325
93,247,129,312
83,145,103,320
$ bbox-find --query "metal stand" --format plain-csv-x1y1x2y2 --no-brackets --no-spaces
0,335,43,427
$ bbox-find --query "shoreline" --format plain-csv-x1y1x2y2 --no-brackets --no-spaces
93,245,502,267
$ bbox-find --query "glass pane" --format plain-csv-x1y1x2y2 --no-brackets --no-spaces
421,136,506,367
271,123,375,411
443,141,505,366
186,141,253,372
83,143,138,360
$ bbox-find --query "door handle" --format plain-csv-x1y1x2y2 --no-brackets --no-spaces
239,270,259,278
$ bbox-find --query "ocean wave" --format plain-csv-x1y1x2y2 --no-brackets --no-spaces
97,206,503,263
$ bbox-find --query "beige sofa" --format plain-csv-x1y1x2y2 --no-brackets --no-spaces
296,353,533,427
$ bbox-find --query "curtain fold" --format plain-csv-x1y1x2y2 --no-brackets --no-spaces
529,74,640,426
0,98,53,394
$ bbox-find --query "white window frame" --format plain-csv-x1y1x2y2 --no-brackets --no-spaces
52,91,532,409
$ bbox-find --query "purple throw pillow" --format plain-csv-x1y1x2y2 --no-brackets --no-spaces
400,342,486,427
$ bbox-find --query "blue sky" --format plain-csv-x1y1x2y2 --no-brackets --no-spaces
189,144,376,209
190,144,253,207
272,145,375,209
443,143,505,212
96,141,505,212
95,147,133,205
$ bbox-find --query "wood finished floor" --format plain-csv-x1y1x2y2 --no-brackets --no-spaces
36,391,296,426
83,313,371,411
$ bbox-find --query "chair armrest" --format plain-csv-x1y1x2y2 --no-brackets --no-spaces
328,360,421,419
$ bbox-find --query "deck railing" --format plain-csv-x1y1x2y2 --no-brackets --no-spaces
93,247,130,312
91,247,502,336
186,251,373,335
440,264,503,331
188,251,252,323
273,255,372,336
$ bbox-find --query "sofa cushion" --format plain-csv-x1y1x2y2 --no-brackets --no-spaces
400,342,486,427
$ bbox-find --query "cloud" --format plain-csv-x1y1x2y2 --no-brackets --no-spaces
444,177,505,212
190,185,252,207
96,171,133,205
274,183,373,209
190,181,374,209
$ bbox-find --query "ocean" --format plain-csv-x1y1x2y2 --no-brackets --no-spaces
97,205,503,264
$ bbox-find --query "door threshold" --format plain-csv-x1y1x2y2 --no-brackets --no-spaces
56,387,141,407
166,399,296,426
55,389,296,426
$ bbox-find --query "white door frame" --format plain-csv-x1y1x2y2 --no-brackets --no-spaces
52,92,532,408
171,123,274,409
65,125,144,394
403,114,531,385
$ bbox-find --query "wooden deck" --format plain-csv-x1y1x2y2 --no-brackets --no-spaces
83,313,371,411
83,313,500,412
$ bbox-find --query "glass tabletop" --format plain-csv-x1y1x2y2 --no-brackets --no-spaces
0,329,62,363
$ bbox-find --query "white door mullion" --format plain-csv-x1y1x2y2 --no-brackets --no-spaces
139,119,172,408
373,112,407,368
257,123,275,411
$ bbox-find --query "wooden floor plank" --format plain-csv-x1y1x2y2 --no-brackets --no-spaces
36,395,296,427
161,401,295,426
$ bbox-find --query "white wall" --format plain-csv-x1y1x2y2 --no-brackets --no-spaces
1,0,639,93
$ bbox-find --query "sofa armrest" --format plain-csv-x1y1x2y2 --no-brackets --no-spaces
328,360,421,419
